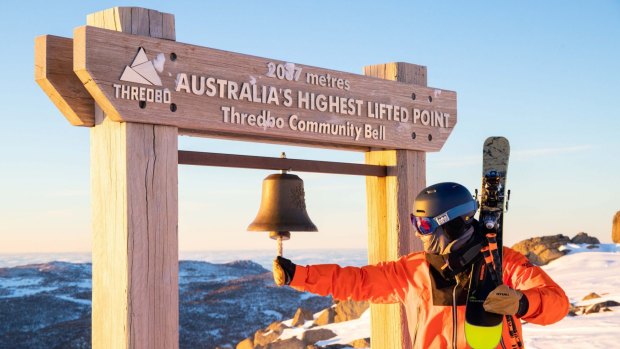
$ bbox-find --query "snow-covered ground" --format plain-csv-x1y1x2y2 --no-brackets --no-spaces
279,308,371,347
523,244,620,349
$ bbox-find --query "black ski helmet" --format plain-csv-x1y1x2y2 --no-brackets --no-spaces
413,182,478,233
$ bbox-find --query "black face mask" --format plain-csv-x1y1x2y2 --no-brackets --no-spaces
443,217,467,240
419,218,473,255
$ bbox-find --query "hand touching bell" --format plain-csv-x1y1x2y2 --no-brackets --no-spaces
273,256,296,286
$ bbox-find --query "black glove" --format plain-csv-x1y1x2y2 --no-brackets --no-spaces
273,256,296,286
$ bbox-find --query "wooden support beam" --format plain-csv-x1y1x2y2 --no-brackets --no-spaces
178,150,388,177
88,7,179,349
364,62,427,349
34,35,94,126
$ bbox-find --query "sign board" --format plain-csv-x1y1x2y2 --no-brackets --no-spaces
74,26,457,151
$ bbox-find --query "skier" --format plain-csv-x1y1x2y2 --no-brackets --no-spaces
273,182,569,348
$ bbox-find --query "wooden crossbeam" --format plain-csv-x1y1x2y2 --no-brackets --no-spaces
34,35,94,126
178,150,388,177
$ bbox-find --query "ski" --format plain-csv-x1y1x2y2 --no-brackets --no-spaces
465,136,510,349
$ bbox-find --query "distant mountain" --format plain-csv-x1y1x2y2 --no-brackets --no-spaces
0,260,333,348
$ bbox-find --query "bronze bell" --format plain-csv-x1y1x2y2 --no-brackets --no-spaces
247,171,318,255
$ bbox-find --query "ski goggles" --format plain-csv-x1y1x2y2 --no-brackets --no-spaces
410,201,478,235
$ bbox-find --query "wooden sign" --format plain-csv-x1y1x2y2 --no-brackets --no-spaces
74,25,457,151
35,35,94,126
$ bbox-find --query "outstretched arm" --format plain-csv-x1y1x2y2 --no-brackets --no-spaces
503,247,570,325
277,255,418,304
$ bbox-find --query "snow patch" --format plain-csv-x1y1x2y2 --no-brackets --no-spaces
262,310,282,318
560,243,620,254
0,277,43,288
505,251,620,348
2,286,57,298
542,251,620,304
523,311,620,349
55,295,91,305
280,309,371,345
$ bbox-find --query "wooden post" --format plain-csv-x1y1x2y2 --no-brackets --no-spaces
613,211,620,243
88,8,179,349
364,62,427,349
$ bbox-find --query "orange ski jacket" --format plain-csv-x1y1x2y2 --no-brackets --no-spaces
290,247,569,348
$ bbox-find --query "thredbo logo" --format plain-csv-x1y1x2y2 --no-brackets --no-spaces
113,47,172,104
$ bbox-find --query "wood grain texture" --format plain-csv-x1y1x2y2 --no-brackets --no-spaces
363,62,427,87
125,121,178,349
91,107,129,348
88,7,179,349
178,150,388,176
34,35,94,126
365,62,428,349
33,6,176,128
73,25,456,152
613,211,620,244
91,106,179,349
86,7,175,40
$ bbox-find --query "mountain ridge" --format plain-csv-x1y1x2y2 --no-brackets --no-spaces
0,259,333,348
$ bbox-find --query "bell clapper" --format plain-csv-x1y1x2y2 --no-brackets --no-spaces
268,231,290,257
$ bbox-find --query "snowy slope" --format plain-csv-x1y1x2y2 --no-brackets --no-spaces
276,244,620,348
279,308,371,347
523,244,620,349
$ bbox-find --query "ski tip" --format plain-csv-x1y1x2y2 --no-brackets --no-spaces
465,322,503,349
484,136,510,145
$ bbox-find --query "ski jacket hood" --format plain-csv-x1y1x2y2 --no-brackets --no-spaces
290,247,569,348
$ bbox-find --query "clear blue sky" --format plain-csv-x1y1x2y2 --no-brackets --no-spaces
0,1,618,253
